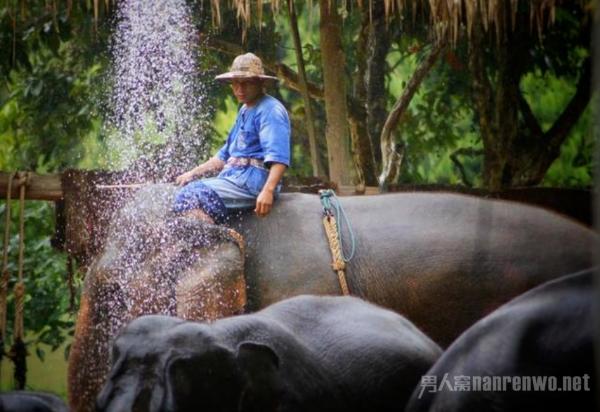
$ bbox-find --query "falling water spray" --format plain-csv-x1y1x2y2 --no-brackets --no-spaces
105,0,210,181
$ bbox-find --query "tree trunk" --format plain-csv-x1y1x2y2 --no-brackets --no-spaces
379,41,446,190
365,1,390,168
287,0,325,178
470,20,502,191
469,16,591,190
348,2,390,189
510,57,591,186
319,1,353,186
348,6,376,190
489,30,521,190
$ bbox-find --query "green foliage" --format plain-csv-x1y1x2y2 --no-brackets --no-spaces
0,201,76,361
0,40,106,171
522,70,593,187
0,2,104,378
383,44,482,186
527,5,590,78
211,95,238,151
378,4,591,188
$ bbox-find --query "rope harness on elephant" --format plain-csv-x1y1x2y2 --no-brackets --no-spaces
0,171,29,389
319,190,356,296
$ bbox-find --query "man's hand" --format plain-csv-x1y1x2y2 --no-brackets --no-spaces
175,157,226,186
255,188,274,217
175,170,197,186
254,163,286,217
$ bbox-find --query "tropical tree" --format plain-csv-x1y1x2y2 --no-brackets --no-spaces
211,0,592,191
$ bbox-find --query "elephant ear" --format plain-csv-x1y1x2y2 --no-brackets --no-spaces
164,346,243,412
236,342,281,412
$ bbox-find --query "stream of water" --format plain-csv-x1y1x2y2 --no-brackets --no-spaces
105,0,209,180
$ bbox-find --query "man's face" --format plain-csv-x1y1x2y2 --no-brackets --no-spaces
231,78,264,106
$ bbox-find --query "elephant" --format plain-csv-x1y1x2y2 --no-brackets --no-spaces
68,184,596,411
96,295,442,412
0,391,68,412
405,267,596,411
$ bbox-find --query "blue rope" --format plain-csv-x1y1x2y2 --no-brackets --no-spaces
319,189,356,262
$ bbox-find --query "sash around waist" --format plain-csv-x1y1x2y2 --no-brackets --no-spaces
225,157,266,169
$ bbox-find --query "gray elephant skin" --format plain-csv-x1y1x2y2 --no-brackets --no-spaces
97,295,442,412
68,186,596,411
0,391,68,412
234,190,595,346
405,268,596,412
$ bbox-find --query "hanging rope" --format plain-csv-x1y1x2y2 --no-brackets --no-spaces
9,171,29,389
319,189,357,295
0,172,15,373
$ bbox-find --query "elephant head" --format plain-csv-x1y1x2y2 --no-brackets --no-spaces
69,184,247,412
96,315,281,412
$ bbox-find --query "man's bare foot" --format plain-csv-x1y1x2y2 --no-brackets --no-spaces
184,208,215,224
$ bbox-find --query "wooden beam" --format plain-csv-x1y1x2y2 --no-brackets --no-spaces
0,172,63,201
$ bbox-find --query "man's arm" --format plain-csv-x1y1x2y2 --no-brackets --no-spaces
175,156,226,186
255,163,287,217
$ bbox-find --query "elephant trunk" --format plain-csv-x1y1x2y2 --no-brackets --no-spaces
69,278,127,412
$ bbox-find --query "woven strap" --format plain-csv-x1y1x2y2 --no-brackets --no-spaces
322,215,350,296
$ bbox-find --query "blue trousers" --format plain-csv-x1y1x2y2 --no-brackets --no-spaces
172,177,257,223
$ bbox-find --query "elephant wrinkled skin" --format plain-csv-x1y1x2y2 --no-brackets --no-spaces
97,295,442,412
68,185,596,411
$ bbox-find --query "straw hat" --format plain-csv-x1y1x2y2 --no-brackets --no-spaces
215,53,279,82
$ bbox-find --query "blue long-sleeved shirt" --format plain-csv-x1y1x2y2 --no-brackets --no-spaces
215,94,291,195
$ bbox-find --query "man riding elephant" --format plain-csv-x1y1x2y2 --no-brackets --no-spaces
68,52,291,412
173,52,290,223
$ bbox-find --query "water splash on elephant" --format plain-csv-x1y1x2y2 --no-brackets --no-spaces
68,2,232,409
69,184,246,412
102,184,245,319
104,0,210,179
